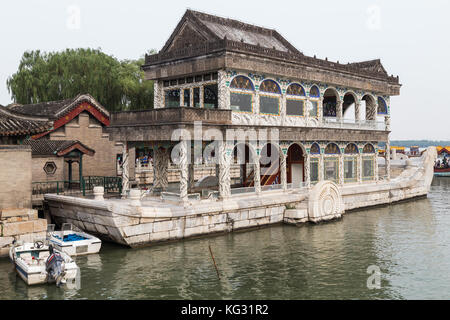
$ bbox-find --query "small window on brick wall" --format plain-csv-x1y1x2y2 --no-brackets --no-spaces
43,161,57,175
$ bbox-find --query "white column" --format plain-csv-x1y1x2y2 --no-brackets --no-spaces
319,154,325,181
179,140,189,201
386,140,391,181
355,101,361,123
217,70,229,109
305,154,311,188
154,80,163,109
121,143,129,199
180,88,184,107
218,141,231,199
281,152,287,191
339,154,344,185
358,153,363,183
254,155,261,194
190,88,194,108
304,97,310,125
336,100,343,125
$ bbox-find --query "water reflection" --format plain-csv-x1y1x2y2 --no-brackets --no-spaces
0,177,449,299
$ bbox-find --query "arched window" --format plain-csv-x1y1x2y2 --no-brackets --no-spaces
344,143,359,154
309,85,320,98
230,76,254,91
259,79,281,115
259,79,281,94
377,97,388,115
230,76,254,112
286,83,305,96
310,143,320,154
363,144,375,153
324,143,340,154
324,143,340,183
286,84,305,116
344,143,358,183
323,88,339,118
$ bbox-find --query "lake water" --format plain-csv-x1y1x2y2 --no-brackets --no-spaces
1,177,450,300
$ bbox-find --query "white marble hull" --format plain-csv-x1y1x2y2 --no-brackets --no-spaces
45,147,437,247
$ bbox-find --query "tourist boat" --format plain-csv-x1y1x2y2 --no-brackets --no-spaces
47,223,102,256
9,241,79,286
434,146,450,176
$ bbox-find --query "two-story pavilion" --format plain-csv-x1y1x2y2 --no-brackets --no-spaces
108,9,400,201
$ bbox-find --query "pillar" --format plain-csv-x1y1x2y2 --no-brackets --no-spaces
217,70,229,109
200,86,204,108
386,140,391,181
305,154,311,188
281,152,287,191
338,154,344,185
374,151,379,181
254,155,261,194
190,88,194,108
179,140,189,202
336,100,343,124
188,163,195,193
358,153,363,183
318,99,323,124
121,143,129,199
154,80,163,109
304,97,310,125
319,153,325,181
355,101,361,123
153,146,169,194
218,140,231,198
180,88,185,107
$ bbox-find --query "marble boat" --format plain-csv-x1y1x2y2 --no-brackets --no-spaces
9,241,79,286
47,223,102,256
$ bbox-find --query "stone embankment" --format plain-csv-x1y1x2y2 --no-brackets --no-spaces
0,208,47,257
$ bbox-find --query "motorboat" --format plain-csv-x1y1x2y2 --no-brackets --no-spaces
47,223,102,256
9,240,79,286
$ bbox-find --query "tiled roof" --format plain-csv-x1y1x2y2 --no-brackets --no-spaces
8,93,110,119
0,105,53,136
22,139,95,156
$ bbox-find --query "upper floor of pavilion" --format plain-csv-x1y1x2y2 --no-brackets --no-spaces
139,10,400,132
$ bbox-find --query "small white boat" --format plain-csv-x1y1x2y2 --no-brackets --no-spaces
47,223,102,256
9,241,79,286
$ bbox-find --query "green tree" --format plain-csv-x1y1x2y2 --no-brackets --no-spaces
7,48,155,111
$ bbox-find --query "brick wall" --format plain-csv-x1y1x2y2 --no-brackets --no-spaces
0,145,32,209
31,156,65,182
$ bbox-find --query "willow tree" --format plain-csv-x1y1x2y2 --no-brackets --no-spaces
7,48,154,111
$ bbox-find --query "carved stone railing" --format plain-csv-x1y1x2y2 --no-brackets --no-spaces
321,117,387,131
111,107,232,126
144,40,399,84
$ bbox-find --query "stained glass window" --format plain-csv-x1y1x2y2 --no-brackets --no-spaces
260,95,279,115
259,80,281,94
344,143,359,154
309,86,320,98
165,89,180,107
286,83,305,96
362,156,375,180
286,99,304,116
325,143,340,154
230,92,252,112
377,97,388,114
363,144,375,153
204,84,218,109
230,76,254,91
324,157,339,183
310,158,319,183
344,157,357,183
310,143,320,154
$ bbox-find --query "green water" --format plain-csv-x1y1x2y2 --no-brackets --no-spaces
1,177,450,300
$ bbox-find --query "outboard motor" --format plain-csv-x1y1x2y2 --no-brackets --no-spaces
45,246,66,287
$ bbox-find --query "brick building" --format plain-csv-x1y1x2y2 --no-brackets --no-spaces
9,94,124,181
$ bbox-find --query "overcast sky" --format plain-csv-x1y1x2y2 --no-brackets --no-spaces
1,0,449,140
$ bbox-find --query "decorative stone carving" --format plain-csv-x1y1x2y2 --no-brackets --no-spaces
178,140,189,201
308,180,344,222
254,157,261,194
121,143,129,199
153,147,169,192
93,186,104,201
281,153,287,190
218,70,229,109
218,141,231,198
